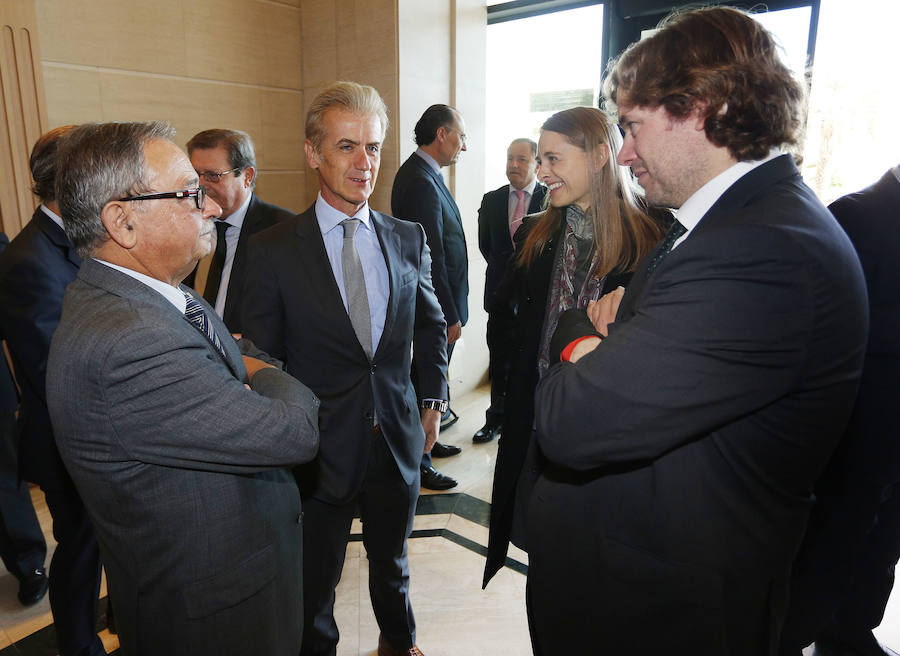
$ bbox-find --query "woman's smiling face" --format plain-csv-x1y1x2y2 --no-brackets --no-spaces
536,129,591,211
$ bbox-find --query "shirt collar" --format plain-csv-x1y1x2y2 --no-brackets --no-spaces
414,148,442,174
315,193,372,236
676,150,783,233
93,258,188,313
221,193,252,228
40,204,65,231
509,178,538,198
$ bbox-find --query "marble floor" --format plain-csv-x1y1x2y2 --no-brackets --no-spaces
0,384,898,655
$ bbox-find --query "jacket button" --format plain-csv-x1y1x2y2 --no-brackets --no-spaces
370,364,377,374
297,512,304,524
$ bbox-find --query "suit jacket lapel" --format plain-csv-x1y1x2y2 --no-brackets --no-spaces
416,155,463,225
371,210,399,357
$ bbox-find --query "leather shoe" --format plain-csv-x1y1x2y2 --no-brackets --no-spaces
439,407,459,430
17,567,48,606
378,633,425,656
472,423,501,443
420,465,457,490
430,441,461,458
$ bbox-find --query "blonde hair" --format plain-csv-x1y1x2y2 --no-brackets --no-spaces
306,81,389,151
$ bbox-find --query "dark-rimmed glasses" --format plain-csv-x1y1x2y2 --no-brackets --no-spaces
118,186,206,210
197,168,241,183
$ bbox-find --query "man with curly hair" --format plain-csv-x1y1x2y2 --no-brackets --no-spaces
526,7,870,655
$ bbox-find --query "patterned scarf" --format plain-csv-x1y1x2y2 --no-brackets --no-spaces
537,205,605,376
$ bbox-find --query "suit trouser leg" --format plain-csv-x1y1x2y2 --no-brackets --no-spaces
485,311,513,427
0,415,46,579
43,485,104,656
359,435,418,649
300,496,355,656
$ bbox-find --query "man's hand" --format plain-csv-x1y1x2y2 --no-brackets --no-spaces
447,322,462,344
242,355,275,382
420,408,441,453
568,336,602,363
587,286,625,337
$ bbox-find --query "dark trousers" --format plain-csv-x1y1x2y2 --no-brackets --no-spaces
484,311,515,427
0,413,46,580
300,435,419,656
43,483,105,656
418,342,454,470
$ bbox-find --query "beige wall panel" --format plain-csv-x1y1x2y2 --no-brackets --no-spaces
35,0,187,76
184,0,301,89
259,89,304,170
273,0,301,7
42,65,103,127
255,170,305,213
300,0,338,88
333,0,395,84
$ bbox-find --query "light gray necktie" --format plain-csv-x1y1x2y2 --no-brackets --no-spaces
340,218,373,360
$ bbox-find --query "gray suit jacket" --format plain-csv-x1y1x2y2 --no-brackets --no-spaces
46,258,320,656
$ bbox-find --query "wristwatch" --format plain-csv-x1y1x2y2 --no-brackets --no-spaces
420,399,448,414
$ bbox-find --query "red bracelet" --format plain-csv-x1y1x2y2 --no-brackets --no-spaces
560,335,601,362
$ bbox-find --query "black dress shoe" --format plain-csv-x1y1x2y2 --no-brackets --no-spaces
472,423,501,443
430,442,461,458
18,567,48,606
420,465,458,490
439,408,459,430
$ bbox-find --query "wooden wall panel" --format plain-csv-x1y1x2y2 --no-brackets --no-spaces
0,1,48,238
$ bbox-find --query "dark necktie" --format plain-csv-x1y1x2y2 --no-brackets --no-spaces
203,220,230,304
340,219,373,360
646,219,687,274
183,291,228,361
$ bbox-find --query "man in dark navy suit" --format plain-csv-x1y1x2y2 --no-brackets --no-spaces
0,126,106,655
474,138,546,444
780,165,900,656
391,104,468,490
186,128,293,333
0,233,48,607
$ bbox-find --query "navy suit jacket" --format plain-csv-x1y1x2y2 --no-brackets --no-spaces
184,193,293,332
0,208,80,490
391,152,469,327
242,204,448,504
477,182,546,311
529,155,869,653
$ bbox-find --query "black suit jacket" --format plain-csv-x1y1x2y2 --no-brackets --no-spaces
242,205,448,504
477,182,546,311
0,208,80,490
0,233,16,418
391,152,468,327
528,155,869,654
185,193,293,332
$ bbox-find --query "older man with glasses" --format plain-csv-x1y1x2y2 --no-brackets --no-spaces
45,121,320,656
184,128,294,333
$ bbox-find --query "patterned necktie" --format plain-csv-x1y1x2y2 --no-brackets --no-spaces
203,220,230,303
646,219,687,274
183,291,228,360
510,189,527,242
341,219,373,360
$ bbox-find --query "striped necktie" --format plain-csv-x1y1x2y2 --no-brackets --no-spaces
182,291,228,360
340,218,373,360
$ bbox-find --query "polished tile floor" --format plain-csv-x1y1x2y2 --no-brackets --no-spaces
1,384,898,655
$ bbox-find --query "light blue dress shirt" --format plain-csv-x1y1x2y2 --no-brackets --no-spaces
315,194,390,353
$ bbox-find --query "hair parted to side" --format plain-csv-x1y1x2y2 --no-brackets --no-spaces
30,125,77,202
509,137,538,157
603,6,806,161
306,81,389,152
414,104,458,146
55,121,176,258
186,128,256,174
518,107,665,278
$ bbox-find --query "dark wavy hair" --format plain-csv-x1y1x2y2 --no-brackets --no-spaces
30,125,76,202
603,6,806,161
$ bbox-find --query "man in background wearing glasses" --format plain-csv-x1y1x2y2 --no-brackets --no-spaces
185,128,294,333
45,121,320,656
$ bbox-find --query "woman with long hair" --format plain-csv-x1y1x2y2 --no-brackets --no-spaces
482,106,668,587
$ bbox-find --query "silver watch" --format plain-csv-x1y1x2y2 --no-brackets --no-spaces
420,399,448,413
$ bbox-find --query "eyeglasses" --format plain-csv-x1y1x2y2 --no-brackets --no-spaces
197,168,241,183
118,186,206,210
445,127,467,145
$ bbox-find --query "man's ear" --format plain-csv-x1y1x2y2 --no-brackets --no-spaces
242,166,256,187
100,201,138,249
304,139,320,170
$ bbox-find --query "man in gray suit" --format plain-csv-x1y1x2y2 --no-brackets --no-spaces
45,121,320,656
